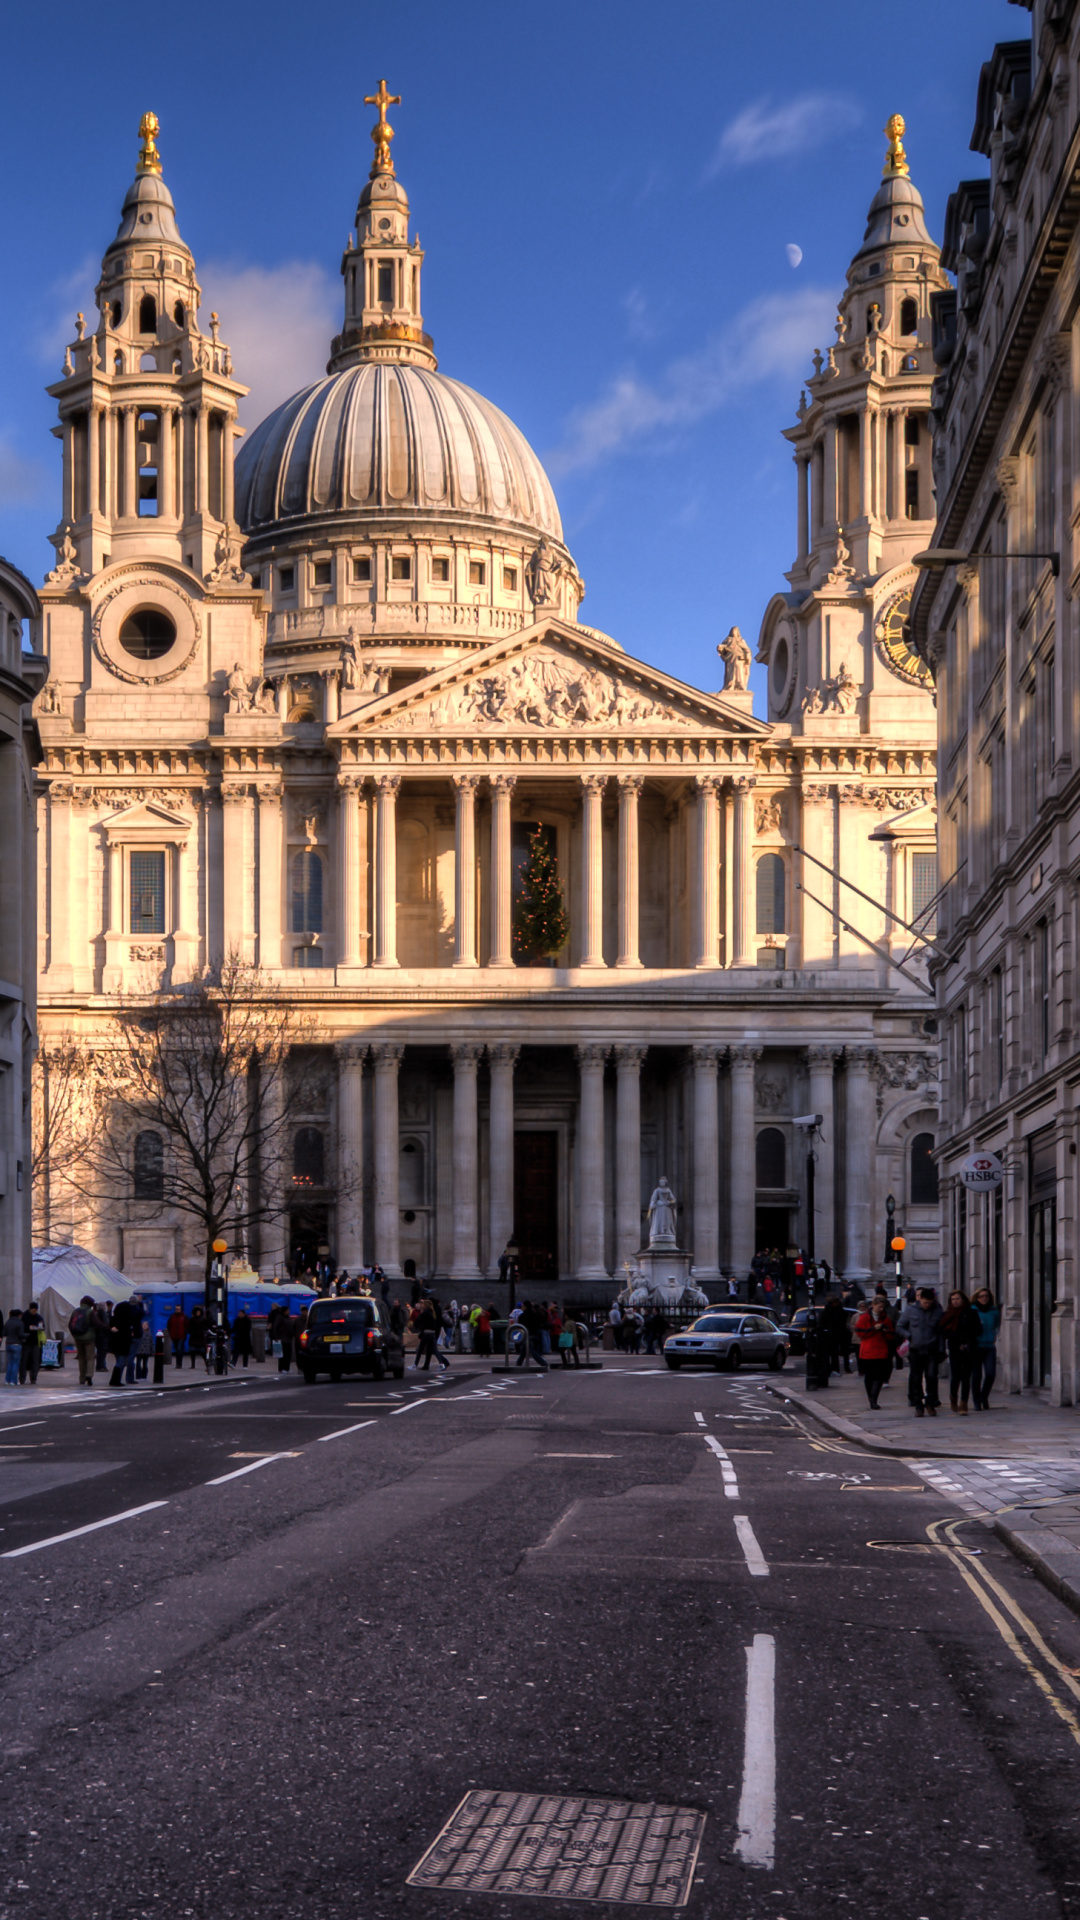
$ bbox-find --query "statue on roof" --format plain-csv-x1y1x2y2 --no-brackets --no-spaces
717,626,752,693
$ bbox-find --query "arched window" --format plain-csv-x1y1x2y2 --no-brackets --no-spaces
133,1130,164,1200
138,294,157,335
756,1127,786,1188
173,299,186,326
900,297,918,336
910,1132,938,1205
293,1128,325,1187
756,853,785,935
110,300,123,328
290,850,323,933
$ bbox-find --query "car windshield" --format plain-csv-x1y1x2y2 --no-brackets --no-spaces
688,1314,741,1333
311,1302,375,1329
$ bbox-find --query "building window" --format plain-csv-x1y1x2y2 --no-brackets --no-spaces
293,947,324,968
377,262,394,304
130,850,165,934
1036,918,1051,1062
137,411,159,516
173,300,185,326
755,1128,786,1189
992,965,1004,1095
503,565,518,591
133,1129,164,1201
352,556,371,582
900,297,918,336
293,1127,325,1187
911,852,937,934
391,555,412,582
278,566,295,592
469,560,486,586
119,607,176,661
956,1005,968,1105
904,412,921,445
312,560,332,587
910,1131,938,1205
290,850,324,934
905,469,920,519
138,294,157,335
756,853,785,935
432,556,450,582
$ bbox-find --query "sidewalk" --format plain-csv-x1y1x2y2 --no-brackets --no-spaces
0,1358,288,1410
773,1365,1080,1618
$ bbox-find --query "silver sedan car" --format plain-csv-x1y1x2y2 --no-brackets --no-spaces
663,1311,788,1372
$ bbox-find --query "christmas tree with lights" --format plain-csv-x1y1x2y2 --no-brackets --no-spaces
513,827,569,963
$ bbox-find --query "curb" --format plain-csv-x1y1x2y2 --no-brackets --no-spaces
766,1381,998,1460
992,1512,1080,1621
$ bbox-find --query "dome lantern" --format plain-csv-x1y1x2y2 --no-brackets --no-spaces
330,81,436,374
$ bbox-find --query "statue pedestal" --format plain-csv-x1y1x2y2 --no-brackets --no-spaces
636,1245,693,1300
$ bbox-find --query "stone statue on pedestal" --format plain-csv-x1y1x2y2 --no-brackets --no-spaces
647,1176,678,1248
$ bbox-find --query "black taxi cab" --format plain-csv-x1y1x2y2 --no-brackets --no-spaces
299,1296,406,1383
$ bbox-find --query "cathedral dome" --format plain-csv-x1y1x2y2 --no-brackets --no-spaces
235,361,563,544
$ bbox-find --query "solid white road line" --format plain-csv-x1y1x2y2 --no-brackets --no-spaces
735,1633,776,1868
0,1422,45,1435
733,1514,770,1577
693,1411,706,1426
390,1397,431,1416
315,1420,378,1443
205,1453,290,1485
703,1433,741,1499
1,1501,168,1559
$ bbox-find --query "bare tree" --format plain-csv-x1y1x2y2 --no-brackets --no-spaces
62,957,326,1282
32,1038,103,1246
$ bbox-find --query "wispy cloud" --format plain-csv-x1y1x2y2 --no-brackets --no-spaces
201,260,339,424
0,435,51,508
548,285,837,477
705,92,861,176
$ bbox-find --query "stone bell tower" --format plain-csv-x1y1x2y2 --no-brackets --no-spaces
47,111,248,582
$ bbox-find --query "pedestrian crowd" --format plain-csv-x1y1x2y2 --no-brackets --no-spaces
845,1281,1002,1415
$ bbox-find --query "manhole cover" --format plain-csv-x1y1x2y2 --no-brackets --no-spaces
408,1790,705,1905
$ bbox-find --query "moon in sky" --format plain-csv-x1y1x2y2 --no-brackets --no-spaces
786,243,803,268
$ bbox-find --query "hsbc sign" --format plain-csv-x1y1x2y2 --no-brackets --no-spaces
960,1150,1004,1191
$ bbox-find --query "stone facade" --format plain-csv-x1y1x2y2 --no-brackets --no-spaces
32,108,942,1305
911,2,1080,1404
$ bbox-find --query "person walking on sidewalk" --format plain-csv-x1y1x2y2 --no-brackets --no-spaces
971,1288,1002,1411
414,1296,449,1373
18,1304,43,1386
68,1296,98,1387
107,1299,136,1388
941,1289,981,1414
853,1298,897,1409
4,1307,24,1387
166,1306,187,1369
896,1287,943,1417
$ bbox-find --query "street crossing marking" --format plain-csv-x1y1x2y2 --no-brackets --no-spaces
735,1633,776,1868
733,1515,769,1577
206,1453,290,1485
316,1420,378,1442
1,1501,168,1558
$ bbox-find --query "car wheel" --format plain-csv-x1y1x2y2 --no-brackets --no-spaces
301,1367,316,1386
726,1346,742,1372
392,1364,405,1379
665,1357,681,1370
371,1355,386,1381
769,1348,786,1371
329,1364,343,1383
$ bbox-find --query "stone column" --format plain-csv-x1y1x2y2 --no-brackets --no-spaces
575,1043,609,1281
488,1043,519,1275
256,782,282,970
337,776,361,967
371,1041,404,1277
322,668,339,726
692,1044,723,1285
488,774,516,968
822,421,838,533
843,1047,877,1279
335,1040,366,1271
615,774,643,969
730,775,757,968
890,410,906,522
806,1046,839,1265
87,404,100,520
614,1044,646,1271
221,784,254,962
796,452,810,562
372,773,400,968
859,404,873,519
450,1042,484,1281
195,403,209,513
453,773,480,968
729,1045,761,1281
694,774,722,968
579,774,606,967
222,418,235,527
158,406,174,520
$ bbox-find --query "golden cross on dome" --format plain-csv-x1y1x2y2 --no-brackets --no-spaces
883,113,909,178
137,110,162,176
365,79,402,176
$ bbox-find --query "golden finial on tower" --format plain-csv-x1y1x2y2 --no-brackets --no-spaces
883,113,909,178
137,110,162,175
364,79,402,177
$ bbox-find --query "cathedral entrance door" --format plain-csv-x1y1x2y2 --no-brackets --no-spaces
514,1131,558,1283
289,1203,330,1279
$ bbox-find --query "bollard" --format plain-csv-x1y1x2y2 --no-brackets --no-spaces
803,1310,831,1391
153,1332,165,1385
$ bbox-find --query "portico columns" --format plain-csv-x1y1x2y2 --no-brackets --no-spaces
256,781,283,971
487,1044,519,1277
371,1042,404,1278
693,774,721,969
806,1046,839,1266
335,1041,366,1271
452,774,480,968
614,1045,646,1270
337,776,362,967
580,774,606,967
258,1071,287,1281
615,775,643,969
729,1045,761,1282
843,1047,877,1279
372,773,400,968
575,1044,609,1281
450,1043,484,1282
221,784,254,962
730,775,757,967
488,774,516,968
692,1045,723,1285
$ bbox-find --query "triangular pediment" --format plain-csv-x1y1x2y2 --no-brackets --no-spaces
328,619,769,739
101,799,192,836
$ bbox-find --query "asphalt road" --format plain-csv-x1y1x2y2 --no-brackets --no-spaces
1,1358,1080,1920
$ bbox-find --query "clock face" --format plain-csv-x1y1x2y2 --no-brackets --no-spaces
876,592,933,688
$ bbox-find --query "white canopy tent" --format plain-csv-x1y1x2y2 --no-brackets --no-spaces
32,1245,134,1332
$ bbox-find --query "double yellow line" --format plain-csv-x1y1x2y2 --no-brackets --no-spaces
927,1516,1080,1748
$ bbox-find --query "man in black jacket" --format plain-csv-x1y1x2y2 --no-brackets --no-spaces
896,1288,944,1417
107,1300,136,1388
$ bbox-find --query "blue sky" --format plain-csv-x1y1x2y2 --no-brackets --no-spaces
1,0,1020,709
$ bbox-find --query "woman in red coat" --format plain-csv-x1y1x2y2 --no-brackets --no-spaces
853,1298,897,1410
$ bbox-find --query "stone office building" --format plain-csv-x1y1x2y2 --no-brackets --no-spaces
33,102,942,1300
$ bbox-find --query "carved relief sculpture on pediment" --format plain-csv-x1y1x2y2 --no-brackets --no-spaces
376,648,694,731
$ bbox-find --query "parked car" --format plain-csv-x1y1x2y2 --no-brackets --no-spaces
779,1305,859,1356
664,1312,788,1372
299,1296,405,1382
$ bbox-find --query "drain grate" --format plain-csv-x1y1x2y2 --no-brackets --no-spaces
407,1790,705,1905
